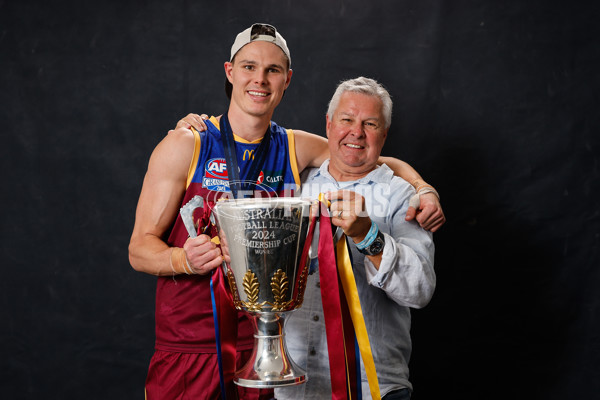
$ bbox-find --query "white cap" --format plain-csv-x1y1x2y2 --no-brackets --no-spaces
230,23,291,66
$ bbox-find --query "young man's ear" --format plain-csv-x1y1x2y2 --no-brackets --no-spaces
284,68,293,90
224,61,234,84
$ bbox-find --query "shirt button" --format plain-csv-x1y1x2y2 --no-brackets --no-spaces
309,347,316,356
313,315,319,321
316,281,320,288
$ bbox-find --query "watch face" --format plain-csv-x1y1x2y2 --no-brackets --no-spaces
369,237,384,255
359,234,384,256
357,231,385,256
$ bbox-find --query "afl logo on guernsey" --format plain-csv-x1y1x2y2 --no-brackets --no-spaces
202,158,271,193
205,158,228,179
203,158,229,191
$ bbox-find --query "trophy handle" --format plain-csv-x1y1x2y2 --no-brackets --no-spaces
180,195,205,238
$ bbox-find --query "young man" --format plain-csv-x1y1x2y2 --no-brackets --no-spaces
276,77,435,400
130,24,442,399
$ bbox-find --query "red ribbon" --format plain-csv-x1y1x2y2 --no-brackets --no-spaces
318,201,357,400
339,278,359,398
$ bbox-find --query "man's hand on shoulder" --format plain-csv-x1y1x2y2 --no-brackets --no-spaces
173,113,210,132
405,192,446,233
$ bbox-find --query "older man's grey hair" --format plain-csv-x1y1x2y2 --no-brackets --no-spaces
326,76,393,129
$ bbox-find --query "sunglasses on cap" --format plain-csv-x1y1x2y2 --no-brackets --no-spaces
250,23,277,40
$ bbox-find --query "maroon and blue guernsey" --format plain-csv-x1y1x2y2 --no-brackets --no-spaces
154,116,301,353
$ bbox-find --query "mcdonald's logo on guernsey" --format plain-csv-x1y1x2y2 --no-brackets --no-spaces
243,149,255,161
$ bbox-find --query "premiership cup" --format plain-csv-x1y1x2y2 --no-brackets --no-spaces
212,198,316,388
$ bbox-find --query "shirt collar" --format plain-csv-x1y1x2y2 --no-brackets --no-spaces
312,159,394,187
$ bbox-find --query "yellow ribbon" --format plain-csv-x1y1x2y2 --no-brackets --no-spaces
336,233,381,400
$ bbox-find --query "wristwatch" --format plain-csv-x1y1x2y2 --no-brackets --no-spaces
357,231,385,256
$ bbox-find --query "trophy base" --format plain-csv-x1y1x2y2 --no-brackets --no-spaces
235,370,306,388
234,314,307,388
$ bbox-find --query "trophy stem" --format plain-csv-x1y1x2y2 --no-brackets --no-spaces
235,312,306,388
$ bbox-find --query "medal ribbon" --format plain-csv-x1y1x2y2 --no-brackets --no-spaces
220,112,271,199
215,112,272,395
204,204,238,400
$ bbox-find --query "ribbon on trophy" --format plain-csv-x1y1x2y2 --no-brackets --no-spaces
208,220,238,400
317,194,381,400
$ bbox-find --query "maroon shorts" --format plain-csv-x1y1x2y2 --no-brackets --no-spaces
145,349,274,400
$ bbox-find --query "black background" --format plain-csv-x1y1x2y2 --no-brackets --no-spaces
2,0,599,399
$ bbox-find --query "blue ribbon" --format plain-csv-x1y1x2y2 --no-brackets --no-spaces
355,337,362,400
210,271,227,399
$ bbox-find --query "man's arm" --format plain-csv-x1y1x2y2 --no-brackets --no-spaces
379,157,446,232
173,117,331,178
292,129,330,172
128,128,222,276
326,188,435,309
293,132,446,232
175,114,446,232
373,193,436,309
378,157,421,184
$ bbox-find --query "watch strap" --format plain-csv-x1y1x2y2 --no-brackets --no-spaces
357,230,385,256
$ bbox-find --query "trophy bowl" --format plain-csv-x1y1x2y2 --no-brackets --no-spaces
212,197,316,388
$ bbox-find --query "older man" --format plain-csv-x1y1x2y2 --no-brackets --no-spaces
276,77,436,400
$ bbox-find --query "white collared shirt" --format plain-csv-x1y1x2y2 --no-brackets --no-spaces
276,160,436,399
